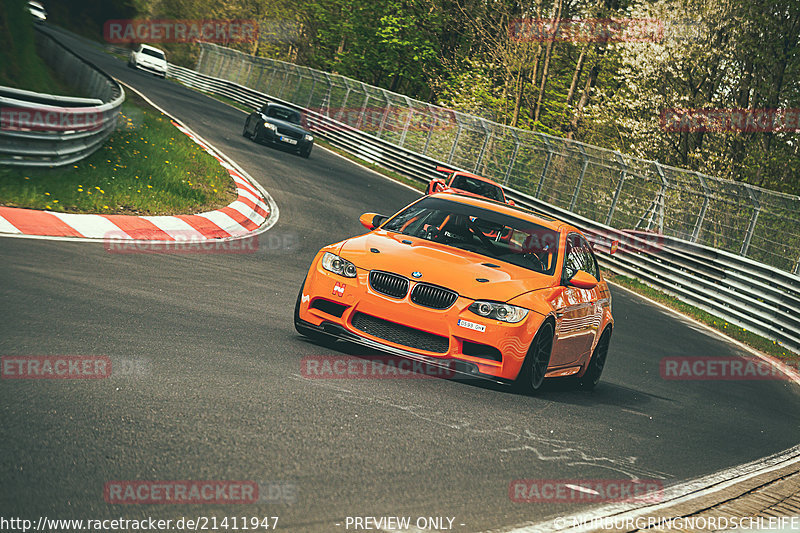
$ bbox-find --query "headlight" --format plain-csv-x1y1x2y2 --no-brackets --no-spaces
304,134,314,142
321,252,357,278
264,122,277,131
468,301,528,323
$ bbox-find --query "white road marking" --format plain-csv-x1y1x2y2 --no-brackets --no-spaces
0,215,22,234
49,212,121,239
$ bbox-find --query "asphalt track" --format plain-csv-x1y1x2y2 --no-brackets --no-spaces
1,30,799,532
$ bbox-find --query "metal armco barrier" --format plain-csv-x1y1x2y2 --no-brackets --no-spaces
0,27,124,167
167,58,800,354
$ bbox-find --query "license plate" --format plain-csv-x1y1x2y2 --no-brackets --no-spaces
280,136,297,145
457,319,486,332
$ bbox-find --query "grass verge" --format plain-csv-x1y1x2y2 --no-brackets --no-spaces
0,89,237,215
173,79,799,362
605,271,797,360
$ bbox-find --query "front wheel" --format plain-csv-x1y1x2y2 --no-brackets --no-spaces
242,119,251,139
514,320,554,395
299,146,312,159
576,328,611,390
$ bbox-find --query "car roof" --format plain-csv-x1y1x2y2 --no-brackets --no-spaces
450,170,503,187
429,192,569,232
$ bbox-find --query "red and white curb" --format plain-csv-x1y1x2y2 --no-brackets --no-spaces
0,89,278,242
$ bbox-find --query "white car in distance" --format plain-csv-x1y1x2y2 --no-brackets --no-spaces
28,1,47,22
128,44,168,78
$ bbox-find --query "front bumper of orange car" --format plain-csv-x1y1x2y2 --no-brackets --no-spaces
295,255,547,383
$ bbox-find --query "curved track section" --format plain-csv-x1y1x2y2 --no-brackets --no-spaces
1,32,799,532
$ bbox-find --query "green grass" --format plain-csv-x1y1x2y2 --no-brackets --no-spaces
0,0,78,95
605,271,798,360
0,91,237,215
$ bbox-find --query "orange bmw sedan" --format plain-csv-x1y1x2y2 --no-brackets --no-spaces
294,193,613,393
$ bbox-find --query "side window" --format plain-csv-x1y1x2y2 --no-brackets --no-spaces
578,236,599,278
562,234,581,283
562,234,598,283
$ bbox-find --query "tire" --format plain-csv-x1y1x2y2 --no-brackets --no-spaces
514,320,554,394
576,328,611,390
242,120,251,139
293,277,328,343
299,146,312,159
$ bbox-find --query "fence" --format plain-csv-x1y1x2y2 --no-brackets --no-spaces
190,43,800,277
168,54,800,354
0,27,124,167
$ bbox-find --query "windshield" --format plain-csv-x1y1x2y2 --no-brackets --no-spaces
142,48,165,60
450,174,505,201
383,197,559,275
266,106,301,125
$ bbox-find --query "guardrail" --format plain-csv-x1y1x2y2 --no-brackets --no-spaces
192,43,800,277
0,27,124,167
167,62,800,354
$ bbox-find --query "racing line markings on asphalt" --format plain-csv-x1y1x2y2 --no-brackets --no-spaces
0,82,279,243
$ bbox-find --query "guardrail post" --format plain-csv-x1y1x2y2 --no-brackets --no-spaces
502,132,520,186
377,93,392,138
354,85,370,131
795,255,800,276
422,104,436,156
319,73,333,116
447,123,463,165
691,172,710,243
605,151,627,226
474,120,491,172
535,137,553,198
278,66,290,99
569,145,588,212
397,96,414,147
288,66,302,103
195,46,205,72
265,61,278,94
740,187,761,257
305,73,317,109
337,82,353,124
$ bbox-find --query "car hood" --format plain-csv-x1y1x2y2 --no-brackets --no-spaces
338,231,557,302
261,116,307,135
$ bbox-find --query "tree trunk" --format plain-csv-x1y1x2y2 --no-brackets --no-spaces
533,0,563,125
565,43,588,110
567,61,598,139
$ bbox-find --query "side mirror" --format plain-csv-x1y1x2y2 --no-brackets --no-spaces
507,199,515,207
569,270,598,289
359,213,386,230
427,179,444,195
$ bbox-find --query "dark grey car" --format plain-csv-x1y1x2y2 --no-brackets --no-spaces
243,103,314,158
